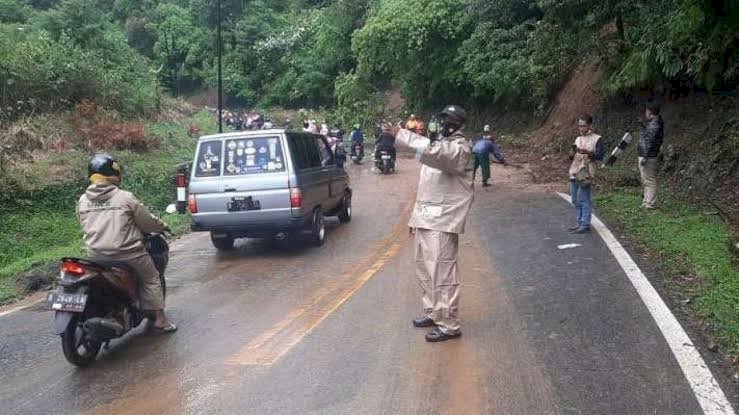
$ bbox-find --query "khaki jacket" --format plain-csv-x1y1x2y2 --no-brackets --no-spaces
76,182,167,260
568,132,602,179
396,129,474,234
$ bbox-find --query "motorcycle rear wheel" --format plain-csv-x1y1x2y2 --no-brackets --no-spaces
61,315,101,367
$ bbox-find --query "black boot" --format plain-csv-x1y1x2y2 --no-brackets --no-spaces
412,316,435,328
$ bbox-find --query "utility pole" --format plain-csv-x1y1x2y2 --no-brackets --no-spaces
217,0,223,133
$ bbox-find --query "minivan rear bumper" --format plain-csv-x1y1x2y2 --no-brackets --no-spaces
190,214,312,237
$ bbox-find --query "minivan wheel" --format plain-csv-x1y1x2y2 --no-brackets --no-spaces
210,232,235,251
338,195,352,224
310,209,326,246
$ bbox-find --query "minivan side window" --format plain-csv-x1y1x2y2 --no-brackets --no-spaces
289,134,322,170
288,135,309,170
316,137,333,166
305,136,323,168
195,140,222,177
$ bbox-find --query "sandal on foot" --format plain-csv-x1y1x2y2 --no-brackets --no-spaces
151,322,178,333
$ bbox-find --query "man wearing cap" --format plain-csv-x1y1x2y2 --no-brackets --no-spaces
385,105,473,342
472,125,507,187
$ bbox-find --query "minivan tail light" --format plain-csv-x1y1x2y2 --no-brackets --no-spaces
290,188,302,208
61,262,85,277
188,194,198,213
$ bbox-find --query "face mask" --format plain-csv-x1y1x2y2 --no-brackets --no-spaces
440,120,461,136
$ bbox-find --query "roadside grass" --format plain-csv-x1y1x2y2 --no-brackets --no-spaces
0,110,217,302
594,187,739,355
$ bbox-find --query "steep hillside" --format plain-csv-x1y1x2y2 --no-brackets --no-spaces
525,56,739,229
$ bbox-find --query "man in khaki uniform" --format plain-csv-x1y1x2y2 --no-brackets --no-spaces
387,105,473,342
76,154,177,332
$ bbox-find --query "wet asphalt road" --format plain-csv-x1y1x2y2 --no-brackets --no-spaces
0,158,733,414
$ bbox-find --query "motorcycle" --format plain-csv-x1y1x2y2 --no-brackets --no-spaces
47,233,169,366
374,148,396,174
351,142,364,164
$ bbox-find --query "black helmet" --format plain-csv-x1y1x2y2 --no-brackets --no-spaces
439,105,466,124
88,153,123,179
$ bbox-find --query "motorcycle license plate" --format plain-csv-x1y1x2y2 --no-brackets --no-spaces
227,196,261,212
46,292,87,312
381,155,391,160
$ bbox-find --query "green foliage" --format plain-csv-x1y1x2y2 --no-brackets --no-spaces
332,71,385,129
148,3,207,96
1,0,737,122
0,0,33,23
0,110,215,301
595,188,739,354
605,0,739,93
352,0,472,108
0,22,157,120
226,0,369,109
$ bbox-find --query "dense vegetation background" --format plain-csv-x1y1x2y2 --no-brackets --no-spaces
1,0,736,123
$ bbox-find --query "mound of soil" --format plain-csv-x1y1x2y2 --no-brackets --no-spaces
532,58,606,148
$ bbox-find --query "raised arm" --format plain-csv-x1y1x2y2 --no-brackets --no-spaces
395,129,470,176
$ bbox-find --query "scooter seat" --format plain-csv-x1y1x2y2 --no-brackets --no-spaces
63,257,138,277
85,258,137,276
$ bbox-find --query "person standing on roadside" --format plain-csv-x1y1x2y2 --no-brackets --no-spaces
638,100,664,210
568,114,605,234
385,105,473,342
472,124,507,187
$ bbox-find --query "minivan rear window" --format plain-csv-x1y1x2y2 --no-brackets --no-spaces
223,136,285,176
195,140,222,177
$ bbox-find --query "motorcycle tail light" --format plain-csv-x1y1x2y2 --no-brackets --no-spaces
61,262,85,277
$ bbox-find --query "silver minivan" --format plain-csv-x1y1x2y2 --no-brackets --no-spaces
187,129,352,250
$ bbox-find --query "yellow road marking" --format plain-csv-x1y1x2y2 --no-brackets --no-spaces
226,207,411,366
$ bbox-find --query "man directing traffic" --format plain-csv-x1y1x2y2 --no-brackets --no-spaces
385,105,473,342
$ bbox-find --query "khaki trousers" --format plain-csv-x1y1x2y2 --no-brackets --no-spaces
126,254,165,310
414,229,461,334
638,157,659,208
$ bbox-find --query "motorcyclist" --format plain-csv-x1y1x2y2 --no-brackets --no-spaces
76,154,177,333
350,124,365,158
374,127,397,161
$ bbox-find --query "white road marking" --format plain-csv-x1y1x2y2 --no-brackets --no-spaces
557,192,735,415
0,304,30,318
557,243,582,250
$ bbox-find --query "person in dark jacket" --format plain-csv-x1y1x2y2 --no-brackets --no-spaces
637,100,665,209
374,130,396,161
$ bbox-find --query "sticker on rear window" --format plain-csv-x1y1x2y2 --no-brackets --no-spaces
224,137,285,176
195,141,222,177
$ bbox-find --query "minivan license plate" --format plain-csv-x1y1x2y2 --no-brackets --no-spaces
46,292,87,312
228,196,261,212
